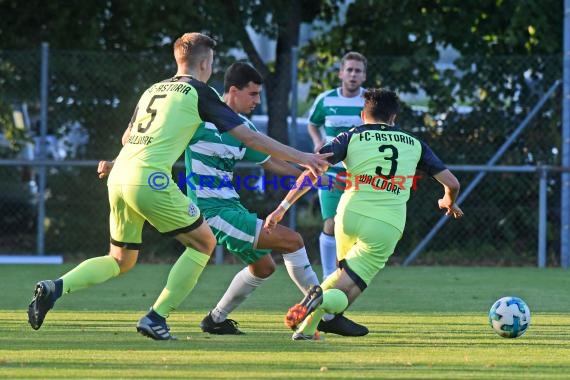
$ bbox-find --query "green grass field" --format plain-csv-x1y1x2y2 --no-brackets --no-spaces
1,265,569,379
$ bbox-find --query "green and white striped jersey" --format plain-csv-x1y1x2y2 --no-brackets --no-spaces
308,87,365,174
184,114,270,210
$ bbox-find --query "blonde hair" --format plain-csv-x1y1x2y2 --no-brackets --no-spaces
340,51,367,71
173,33,216,68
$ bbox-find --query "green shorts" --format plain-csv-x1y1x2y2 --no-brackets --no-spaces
318,186,344,220
334,208,402,287
108,182,202,246
202,203,270,265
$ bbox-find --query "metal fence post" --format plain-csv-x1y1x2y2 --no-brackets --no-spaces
561,0,570,268
538,166,548,268
36,42,49,256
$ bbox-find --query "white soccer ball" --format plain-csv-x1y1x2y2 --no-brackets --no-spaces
488,296,531,338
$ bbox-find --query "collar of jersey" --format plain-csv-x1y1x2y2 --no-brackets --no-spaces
363,123,395,130
172,74,193,82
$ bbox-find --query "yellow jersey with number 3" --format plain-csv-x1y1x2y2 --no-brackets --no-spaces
319,123,447,232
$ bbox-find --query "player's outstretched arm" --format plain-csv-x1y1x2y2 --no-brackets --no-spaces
228,124,330,177
264,169,322,231
261,158,303,178
433,169,464,219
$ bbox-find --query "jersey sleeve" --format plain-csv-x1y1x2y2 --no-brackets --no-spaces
194,82,243,133
308,92,327,127
417,141,447,176
318,131,352,166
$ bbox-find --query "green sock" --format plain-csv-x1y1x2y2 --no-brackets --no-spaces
153,247,210,318
299,289,348,335
60,255,120,294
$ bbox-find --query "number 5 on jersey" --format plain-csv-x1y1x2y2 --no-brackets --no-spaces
129,94,167,134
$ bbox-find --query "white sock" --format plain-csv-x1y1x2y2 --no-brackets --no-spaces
211,267,266,323
282,247,320,294
322,313,335,321
319,232,337,280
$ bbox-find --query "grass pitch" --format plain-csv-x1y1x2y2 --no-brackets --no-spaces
1,264,569,379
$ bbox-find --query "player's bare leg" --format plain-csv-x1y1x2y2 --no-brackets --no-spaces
201,223,319,334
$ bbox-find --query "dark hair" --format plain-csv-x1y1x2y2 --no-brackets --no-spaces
223,62,264,93
173,33,216,67
341,51,367,71
363,88,400,122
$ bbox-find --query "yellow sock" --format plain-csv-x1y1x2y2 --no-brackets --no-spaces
152,247,210,317
299,289,348,335
60,255,120,294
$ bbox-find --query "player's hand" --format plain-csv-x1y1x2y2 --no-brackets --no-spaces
438,198,464,219
97,160,114,179
264,207,287,232
299,152,331,177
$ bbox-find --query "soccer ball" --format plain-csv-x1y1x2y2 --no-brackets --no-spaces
488,296,531,338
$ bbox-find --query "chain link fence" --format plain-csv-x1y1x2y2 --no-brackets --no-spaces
0,48,564,266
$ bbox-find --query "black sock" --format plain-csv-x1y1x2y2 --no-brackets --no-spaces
54,279,63,299
147,308,166,323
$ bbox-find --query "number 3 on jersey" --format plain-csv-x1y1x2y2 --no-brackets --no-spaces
130,94,167,133
375,144,398,179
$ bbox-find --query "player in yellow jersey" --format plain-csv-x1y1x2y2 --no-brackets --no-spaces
27,32,330,340
265,88,464,340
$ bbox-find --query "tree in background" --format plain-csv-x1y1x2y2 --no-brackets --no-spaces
0,0,341,145
0,0,562,152
0,0,342,255
300,0,562,163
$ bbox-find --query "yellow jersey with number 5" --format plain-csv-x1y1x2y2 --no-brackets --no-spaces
108,76,242,185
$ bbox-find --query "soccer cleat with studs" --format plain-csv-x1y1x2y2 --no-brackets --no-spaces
200,312,245,335
292,330,323,341
136,315,177,340
284,284,323,330
317,313,369,336
27,280,56,330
